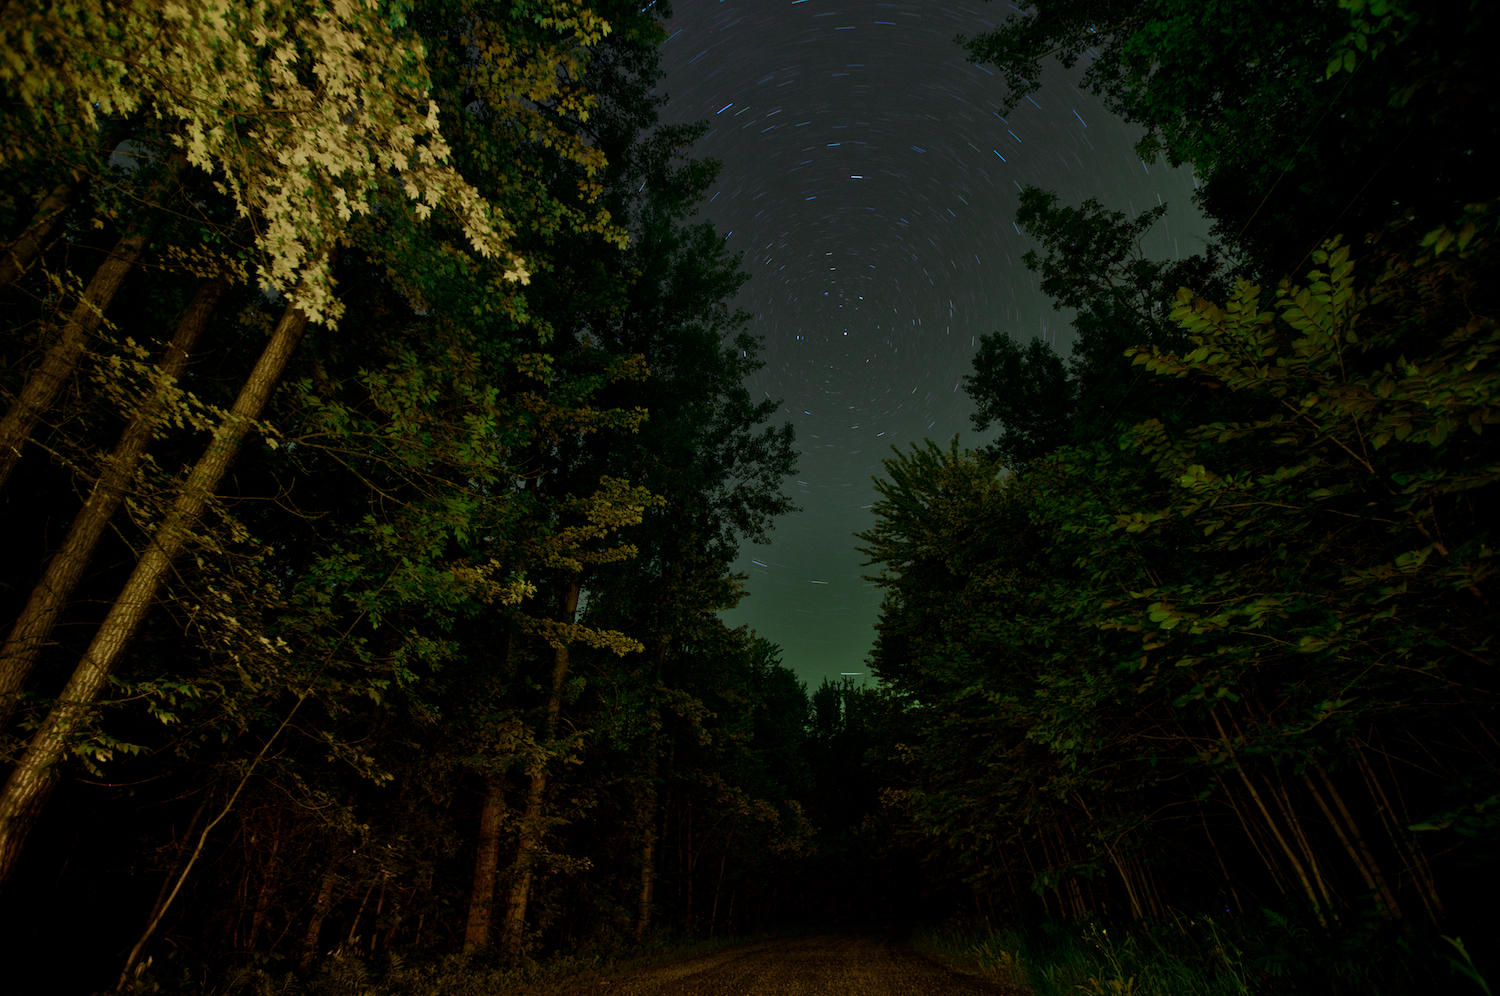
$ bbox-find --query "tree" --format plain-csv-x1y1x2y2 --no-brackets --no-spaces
862,209,1498,927
965,186,1227,469
957,0,1498,281
0,0,627,889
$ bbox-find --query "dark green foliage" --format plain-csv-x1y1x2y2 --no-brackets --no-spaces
869,218,1500,974
966,187,1231,468
958,0,1499,281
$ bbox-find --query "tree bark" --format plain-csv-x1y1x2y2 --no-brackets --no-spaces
463,775,507,952
500,580,581,960
0,118,137,290
0,292,314,889
0,273,230,718
245,825,284,951
300,858,343,969
634,634,665,941
0,151,183,490
633,748,658,942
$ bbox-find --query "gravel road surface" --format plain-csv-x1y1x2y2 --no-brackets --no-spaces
546,932,1024,996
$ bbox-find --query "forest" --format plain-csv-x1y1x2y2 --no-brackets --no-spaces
0,1,1495,995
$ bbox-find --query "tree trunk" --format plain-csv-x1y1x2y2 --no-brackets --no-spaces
1356,744,1444,919
1263,773,1337,913
1217,772,1288,895
0,118,137,290
0,293,314,889
1304,764,1402,920
0,151,183,490
1198,798,1244,913
344,878,377,951
633,755,657,942
245,830,283,952
1212,713,1327,923
300,858,343,969
0,273,230,718
500,580,581,959
708,816,735,938
117,789,210,988
463,775,507,952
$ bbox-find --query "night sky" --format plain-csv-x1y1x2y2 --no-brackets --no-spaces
651,0,1212,688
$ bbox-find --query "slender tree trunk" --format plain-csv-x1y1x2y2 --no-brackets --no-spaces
368,877,387,955
0,151,184,490
500,581,581,959
1217,773,1288,895
0,292,315,889
1356,744,1443,919
0,273,231,718
684,797,694,929
1198,798,1244,913
118,690,317,986
300,858,343,969
463,775,507,952
708,816,735,938
1024,842,1052,918
0,178,79,289
1264,773,1337,913
634,738,658,942
1304,764,1402,920
119,789,210,987
1212,713,1326,923
245,822,284,951
0,119,138,289
345,878,376,950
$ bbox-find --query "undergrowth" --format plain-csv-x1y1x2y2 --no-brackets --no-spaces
112,928,772,996
911,907,1492,996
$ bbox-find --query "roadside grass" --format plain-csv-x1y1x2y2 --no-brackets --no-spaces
113,927,776,996
911,908,1487,996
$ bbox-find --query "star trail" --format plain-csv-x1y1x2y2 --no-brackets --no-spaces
653,0,1211,685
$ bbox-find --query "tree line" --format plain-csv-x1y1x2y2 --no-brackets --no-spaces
0,0,875,990
4,0,1497,991
857,0,1498,967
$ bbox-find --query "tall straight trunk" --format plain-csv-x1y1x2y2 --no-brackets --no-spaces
1069,795,1138,919
0,151,184,490
1217,773,1288,895
708,815,736,938
683,795,694,928
1304,764,1402,920
1264,773,1337,913
633,736,658,941
1213,713,1326,922
0,273,231,717
0,291,314,889
1356,744,1443,919
245,825,284,951
300,858,343,969
500,581,581,959
0,118,137,289
635,638,667,941
463,775,507,952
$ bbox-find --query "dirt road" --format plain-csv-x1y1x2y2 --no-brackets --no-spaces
546,932,1023,995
